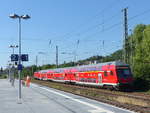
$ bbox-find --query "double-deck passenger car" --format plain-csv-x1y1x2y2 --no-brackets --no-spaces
34,61,133,89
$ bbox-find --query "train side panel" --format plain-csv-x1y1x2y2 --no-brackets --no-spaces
101,65,119,87
33,61,133,89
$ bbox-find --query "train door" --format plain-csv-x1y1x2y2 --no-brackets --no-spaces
70,73,76,82
98,73,102,83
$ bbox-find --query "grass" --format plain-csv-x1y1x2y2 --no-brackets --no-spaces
115,96,149,107
0,74,7,79
146,90,150,94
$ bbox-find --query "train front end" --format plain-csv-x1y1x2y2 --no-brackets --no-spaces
115,64,133,89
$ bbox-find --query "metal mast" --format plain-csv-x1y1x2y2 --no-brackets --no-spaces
56,46,58,68
122,8,128,63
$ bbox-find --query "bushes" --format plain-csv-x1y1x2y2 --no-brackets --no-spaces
133,78,150,91
0,74,7,79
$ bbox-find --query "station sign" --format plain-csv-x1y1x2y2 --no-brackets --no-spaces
21,54,28,61
11,54,19,61
11,54,29,62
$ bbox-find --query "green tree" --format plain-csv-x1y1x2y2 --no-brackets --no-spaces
132,24,146,78
141,25,150,81
126,24,150,89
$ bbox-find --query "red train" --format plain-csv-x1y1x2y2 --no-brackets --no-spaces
34,61,133,89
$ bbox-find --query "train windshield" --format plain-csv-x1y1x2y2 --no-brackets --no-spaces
116,68,132,78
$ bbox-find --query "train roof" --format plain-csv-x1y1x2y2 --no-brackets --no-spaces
103,61,129,66
37,61,129,73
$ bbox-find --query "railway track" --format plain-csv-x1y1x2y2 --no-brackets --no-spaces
60,83,150,101
31,79,150,113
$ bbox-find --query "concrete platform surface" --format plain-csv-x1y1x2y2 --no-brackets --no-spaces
0,79,135,113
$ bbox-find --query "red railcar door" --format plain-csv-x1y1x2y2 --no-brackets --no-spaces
98,73,102,83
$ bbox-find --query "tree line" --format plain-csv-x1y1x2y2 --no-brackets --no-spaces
125,24,150,90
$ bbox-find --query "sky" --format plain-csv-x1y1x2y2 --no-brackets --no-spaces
0,0,150,68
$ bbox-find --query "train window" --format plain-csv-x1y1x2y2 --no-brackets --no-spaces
117,69,132,78
110,71,113,75
104,71,107,76
76,74,79,77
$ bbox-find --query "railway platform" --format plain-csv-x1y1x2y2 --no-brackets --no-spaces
0,79,134,113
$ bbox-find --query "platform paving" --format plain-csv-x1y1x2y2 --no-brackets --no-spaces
0,79,134,113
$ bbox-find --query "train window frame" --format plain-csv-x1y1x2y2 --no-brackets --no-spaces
117,68,132,78
110,71,113,76
104,71,107,76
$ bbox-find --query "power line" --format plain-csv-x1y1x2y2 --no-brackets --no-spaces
79,21,122,41
128,8,150,21
53,0,123,40
77,7,150,42
72,12,121,38
3,8,150,45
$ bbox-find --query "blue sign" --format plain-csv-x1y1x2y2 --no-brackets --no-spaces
18,64,23,70
11,54,19,61
21,54,28,61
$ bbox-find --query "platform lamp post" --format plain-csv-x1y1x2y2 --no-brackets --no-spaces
9,14,30,102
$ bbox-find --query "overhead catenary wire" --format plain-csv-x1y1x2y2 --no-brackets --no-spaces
78,7,150,42
52,0,123,41
23,8,150,42
3,7,150,43
128,8,150,21
71,12,121,38
66,7,150,43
